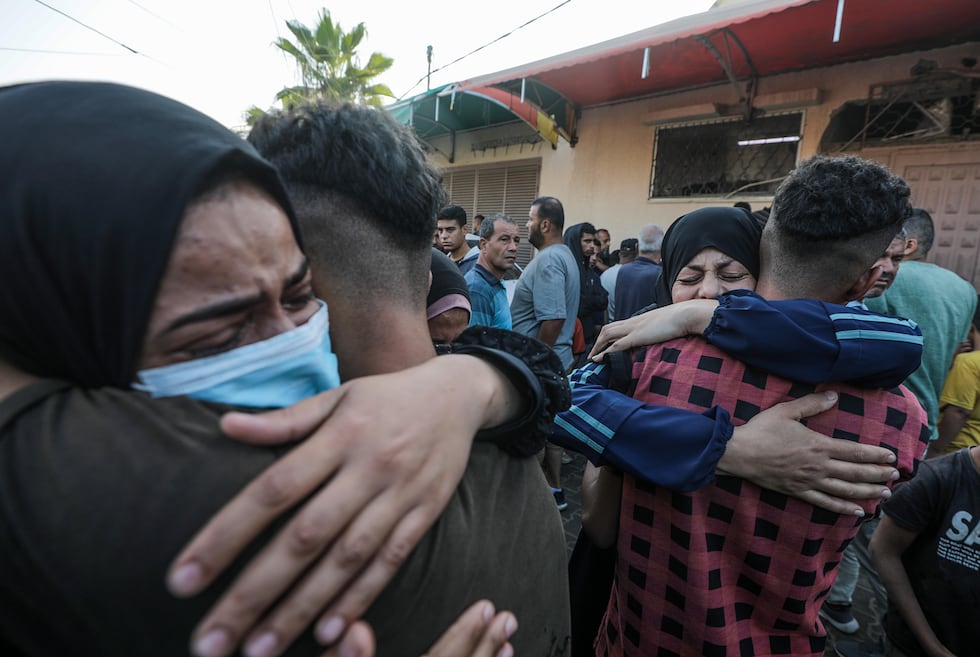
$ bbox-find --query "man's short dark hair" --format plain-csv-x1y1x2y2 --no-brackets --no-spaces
438,205,467,227
904,207,935,256
764,155,912,298
579,222,597,236
248,101,445,309
771,155,911,241
531,195,565,231
479,213,516,240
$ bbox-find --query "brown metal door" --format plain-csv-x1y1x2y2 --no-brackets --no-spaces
892,149,980,292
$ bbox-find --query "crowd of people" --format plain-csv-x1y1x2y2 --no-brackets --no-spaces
1,80,978,657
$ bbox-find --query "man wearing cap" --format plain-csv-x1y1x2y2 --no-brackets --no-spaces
614,223,664,319
602,238,638,321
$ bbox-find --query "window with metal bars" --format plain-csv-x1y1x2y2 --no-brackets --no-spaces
649,112,803,198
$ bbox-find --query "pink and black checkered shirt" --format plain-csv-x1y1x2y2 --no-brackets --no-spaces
595,337,929,657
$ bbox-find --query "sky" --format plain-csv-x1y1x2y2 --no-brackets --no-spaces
2,0,715,128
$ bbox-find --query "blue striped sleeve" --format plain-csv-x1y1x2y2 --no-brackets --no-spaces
705,290,922,389
553,361,734,491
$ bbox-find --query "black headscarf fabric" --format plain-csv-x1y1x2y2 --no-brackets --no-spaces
653,207,763,307
427,248,471,319
562,222,594,271
0,81,300,388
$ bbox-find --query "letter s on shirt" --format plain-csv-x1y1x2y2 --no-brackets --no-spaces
946,511,973,541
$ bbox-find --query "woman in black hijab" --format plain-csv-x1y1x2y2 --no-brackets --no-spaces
568,206,763,657
652,206,763,307
0,81,299,388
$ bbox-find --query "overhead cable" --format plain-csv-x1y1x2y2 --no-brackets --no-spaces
0,46,124,56
33,0,141,55
396,0,574,100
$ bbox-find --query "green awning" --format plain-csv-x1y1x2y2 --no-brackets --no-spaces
387,82,578,161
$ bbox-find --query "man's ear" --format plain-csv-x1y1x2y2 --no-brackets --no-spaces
540,218,551,235
479,237,488,251
903,237,918,257
844,264,883,302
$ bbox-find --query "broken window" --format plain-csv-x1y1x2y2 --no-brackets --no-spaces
821,72,980,151
649,112,802,199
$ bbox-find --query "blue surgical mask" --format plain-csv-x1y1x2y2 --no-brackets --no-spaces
133,301,340,408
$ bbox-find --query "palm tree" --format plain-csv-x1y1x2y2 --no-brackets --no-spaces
274,9,394,108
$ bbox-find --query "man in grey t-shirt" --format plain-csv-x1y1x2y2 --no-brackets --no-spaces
510,195,579,509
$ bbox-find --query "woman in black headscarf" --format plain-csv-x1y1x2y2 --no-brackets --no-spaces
568,206,763,657
0,81,300,388
652,206,763,307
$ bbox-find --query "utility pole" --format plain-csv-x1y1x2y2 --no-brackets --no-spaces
426,45,433,90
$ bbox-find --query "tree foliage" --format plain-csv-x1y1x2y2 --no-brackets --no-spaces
246,9,394,124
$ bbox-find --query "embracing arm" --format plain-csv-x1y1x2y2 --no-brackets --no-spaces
591,290,923,389
553,362,731,491
706,291,922,388
169,341,563,657
555,362,896,514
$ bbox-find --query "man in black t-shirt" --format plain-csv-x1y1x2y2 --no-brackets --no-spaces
871,447,980,657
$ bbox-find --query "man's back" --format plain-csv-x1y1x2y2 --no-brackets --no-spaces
595,337,928,657
614,258,662,320
510,244,580,369
865,260,977,438
0,383,571,657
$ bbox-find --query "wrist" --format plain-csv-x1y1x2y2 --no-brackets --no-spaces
435,355,513,429
715,425,746,477
447,326,571,457
689,300,720,336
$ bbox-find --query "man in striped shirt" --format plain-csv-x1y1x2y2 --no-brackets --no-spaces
464,214,520,329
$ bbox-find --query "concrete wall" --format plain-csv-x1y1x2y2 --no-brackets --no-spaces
427,42,979,246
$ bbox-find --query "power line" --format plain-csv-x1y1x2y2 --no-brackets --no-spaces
0,46,124,56
267,0,286,53
33,0,141,56
127,0,179,30
397,0,575,100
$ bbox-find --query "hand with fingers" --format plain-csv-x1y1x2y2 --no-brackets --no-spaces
167,355,525,657
717,391,899,516
421,601,518,657
321,601,517,657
